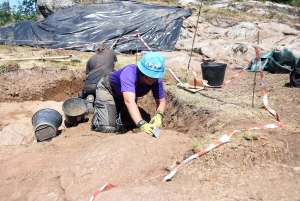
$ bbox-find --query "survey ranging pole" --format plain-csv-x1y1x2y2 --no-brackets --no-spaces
186,1,203,80
252,31,260,107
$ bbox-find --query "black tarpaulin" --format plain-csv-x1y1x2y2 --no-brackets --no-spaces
0,1,192,52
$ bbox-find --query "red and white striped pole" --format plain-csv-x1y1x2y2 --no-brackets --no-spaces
89,183,116,201
136,29,152,51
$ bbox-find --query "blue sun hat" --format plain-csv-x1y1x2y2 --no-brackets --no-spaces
137,52,165,78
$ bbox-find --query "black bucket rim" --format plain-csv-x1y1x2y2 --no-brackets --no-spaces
62,98,88,117
201,62,227,67
31,108,62,126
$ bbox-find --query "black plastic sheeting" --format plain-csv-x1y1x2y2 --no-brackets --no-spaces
0,1,192,52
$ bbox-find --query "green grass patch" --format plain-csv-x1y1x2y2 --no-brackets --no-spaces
192,137,204,153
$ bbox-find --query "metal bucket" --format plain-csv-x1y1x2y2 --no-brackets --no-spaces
32,108,62,142
62,98,88,127
201,62,227,86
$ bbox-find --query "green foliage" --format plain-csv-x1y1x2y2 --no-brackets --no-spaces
0,2,11,27
192,138,204,153
19,0,36,16
0,0,37,27
291,0,300,6
243,132,259,141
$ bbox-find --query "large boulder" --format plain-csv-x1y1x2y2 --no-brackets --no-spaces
36,0,78,20
210,0,300,18
36,0,117,20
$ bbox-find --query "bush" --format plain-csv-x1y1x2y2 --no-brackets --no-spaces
291,0,300,6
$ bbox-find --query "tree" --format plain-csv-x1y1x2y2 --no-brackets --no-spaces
0,1,11,27
12,0,37,22
0,0,37,27
18,0,37,18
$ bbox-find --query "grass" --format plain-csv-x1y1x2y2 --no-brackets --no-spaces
192,137,204,153
243,131,259,141
0,45,140,71
201,5,290,22
0,61,19,74
164,85,215,109
115,54,139,70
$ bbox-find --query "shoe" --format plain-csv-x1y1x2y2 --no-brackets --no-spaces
77,91,84,98
99,125,117,133
86,94,94,103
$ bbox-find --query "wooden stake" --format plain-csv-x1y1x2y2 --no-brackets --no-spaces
185,2,202,82
252,31,260,107
0,54,82,62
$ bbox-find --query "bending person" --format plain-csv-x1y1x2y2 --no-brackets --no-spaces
92,52,166,136
78,45,118,113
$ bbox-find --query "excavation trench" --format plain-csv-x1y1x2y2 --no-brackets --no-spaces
0,67,295,201
0,67,211,137
0,68,288,164
0,67,288,164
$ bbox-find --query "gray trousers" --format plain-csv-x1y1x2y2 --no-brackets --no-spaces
91,76,150,132
92,78,121,130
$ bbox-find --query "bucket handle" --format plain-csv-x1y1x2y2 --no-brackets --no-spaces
58,125,66,131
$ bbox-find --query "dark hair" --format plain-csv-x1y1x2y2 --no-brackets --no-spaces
138,68,147,77
138,68,157,80
96,45,108,52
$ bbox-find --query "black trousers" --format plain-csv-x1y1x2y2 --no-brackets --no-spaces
79,84,97,99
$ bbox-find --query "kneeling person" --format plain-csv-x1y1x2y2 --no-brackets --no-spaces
92,52,166,136
78,45,117,113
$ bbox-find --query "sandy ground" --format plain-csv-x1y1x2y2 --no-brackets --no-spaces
1,2,300,199
0,48,300,200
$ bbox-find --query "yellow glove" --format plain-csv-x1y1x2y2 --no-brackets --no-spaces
137,120,155,136
149,110,164,128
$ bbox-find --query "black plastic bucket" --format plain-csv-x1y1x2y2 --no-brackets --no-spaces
201,62,227,86
32,108,62,142
62,98,88,126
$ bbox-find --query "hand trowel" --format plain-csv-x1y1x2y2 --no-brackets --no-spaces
152,127,160,138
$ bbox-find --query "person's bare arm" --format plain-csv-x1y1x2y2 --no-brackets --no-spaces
155,97,166,113
123,92,143,124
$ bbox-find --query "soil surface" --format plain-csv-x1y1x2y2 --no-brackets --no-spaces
1,1,300,199
0,48,299,201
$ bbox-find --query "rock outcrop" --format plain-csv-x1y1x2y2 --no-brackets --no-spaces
36,0,78,20
36,0,112,20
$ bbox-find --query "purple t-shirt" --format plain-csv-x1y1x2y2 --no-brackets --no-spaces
110,64,165,99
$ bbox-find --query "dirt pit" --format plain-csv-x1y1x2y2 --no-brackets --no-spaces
0,65,300,200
